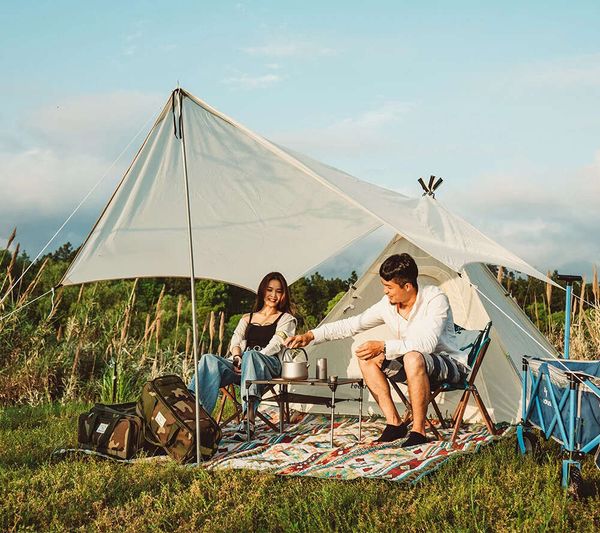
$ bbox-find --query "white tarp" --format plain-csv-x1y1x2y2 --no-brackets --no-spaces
61,89,550,289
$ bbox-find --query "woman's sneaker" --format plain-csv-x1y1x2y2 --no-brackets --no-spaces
231,420,255,441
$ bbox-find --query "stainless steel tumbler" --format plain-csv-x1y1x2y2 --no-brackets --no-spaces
317,358,328,380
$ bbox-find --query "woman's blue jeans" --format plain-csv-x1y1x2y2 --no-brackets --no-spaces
187,349,282,415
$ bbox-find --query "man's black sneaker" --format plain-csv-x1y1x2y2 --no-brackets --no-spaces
374,423,409,443
401,431,430,448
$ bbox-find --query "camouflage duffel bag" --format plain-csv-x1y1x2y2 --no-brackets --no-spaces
77,402,163,460
137,374,222,463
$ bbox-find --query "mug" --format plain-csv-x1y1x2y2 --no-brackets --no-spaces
317,358,328,380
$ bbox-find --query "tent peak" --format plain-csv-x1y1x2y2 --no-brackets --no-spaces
418,175,444,198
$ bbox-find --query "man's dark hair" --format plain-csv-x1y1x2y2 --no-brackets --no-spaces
379,253,418,288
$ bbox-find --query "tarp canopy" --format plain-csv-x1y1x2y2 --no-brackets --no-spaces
61,89,550,289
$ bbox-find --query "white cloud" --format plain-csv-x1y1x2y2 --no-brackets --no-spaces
443,154,600,277
122,20,146,57
222,73,283,90
273,100,414,156
24,91,163,157
0,90,164,255
514,53,600,89
0,147,120,217
242,42,337,58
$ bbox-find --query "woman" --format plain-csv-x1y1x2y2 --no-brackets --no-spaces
188,272,296,439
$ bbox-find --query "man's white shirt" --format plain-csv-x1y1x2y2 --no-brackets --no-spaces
311,285,467,367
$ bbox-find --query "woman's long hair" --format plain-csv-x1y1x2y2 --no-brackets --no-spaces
253,272,293,315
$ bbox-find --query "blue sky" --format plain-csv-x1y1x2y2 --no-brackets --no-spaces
1,1,598,279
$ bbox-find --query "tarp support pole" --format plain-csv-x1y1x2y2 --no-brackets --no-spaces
177,89,203,463
564,283,572,359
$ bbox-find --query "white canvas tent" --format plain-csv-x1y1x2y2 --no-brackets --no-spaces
59,88,557,437
295,236,558,423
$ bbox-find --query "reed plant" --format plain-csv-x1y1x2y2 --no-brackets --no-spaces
1,228,599,406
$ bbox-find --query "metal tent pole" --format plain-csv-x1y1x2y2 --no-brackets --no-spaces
557,274,583,360
176,88,202,464
564,283,573,360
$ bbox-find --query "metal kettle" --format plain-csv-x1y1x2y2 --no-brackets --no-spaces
281,348,310,380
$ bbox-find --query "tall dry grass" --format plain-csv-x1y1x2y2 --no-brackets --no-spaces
1,228,599,406
0,231,232,405
548,273,600,359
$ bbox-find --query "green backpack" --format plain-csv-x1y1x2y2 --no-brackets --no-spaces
137,374,222,463
77,402,163,460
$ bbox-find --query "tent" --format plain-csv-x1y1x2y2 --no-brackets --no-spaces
58,88,557,450
296,236,558,423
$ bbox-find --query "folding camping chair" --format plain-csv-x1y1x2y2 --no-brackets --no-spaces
214,383,287,433
387,321,497,444
214,384,243,427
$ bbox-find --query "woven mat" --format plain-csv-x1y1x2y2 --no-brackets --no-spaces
204,408,510,483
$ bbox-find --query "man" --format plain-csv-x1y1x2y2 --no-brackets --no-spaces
285,253,467,446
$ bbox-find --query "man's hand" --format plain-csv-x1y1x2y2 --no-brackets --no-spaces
284,331,315,349
355,340,385,360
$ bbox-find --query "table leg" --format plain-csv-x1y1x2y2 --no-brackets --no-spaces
330,389,335,448
279,384,285,434
359,382,363,442
246,382,252,442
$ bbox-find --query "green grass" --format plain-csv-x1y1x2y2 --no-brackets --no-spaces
1,403,599,532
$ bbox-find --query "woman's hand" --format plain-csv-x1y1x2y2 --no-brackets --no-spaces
232,355,242,374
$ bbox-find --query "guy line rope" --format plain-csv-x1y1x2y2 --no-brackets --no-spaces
471,283,600,400
0,113,156,309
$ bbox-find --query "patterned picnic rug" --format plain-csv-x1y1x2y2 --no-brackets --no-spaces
204,408,510,483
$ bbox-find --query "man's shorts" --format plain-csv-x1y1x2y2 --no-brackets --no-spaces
381,352,468,386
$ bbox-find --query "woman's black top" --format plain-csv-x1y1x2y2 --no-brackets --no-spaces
245,312,283,351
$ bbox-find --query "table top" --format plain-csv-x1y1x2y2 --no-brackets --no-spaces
245,377,363,386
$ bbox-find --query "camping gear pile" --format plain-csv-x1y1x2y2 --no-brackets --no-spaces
78,375,221,463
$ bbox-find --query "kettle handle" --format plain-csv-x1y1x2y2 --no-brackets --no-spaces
282,347,308,363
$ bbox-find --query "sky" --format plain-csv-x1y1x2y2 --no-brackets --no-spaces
0,1,599,281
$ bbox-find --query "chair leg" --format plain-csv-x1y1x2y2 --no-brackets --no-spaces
472,388,497,436
389,380,412,414
255,410,279,432
229,384,242,423
219,410,243,428
278,391,285,433
390,379,443,439
451,390,468,426
425,416,442,440
450,390,471,445
216,385,243,428
430,398,447,430
215,391,227,425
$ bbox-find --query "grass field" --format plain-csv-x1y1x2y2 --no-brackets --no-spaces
1,403,599,532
